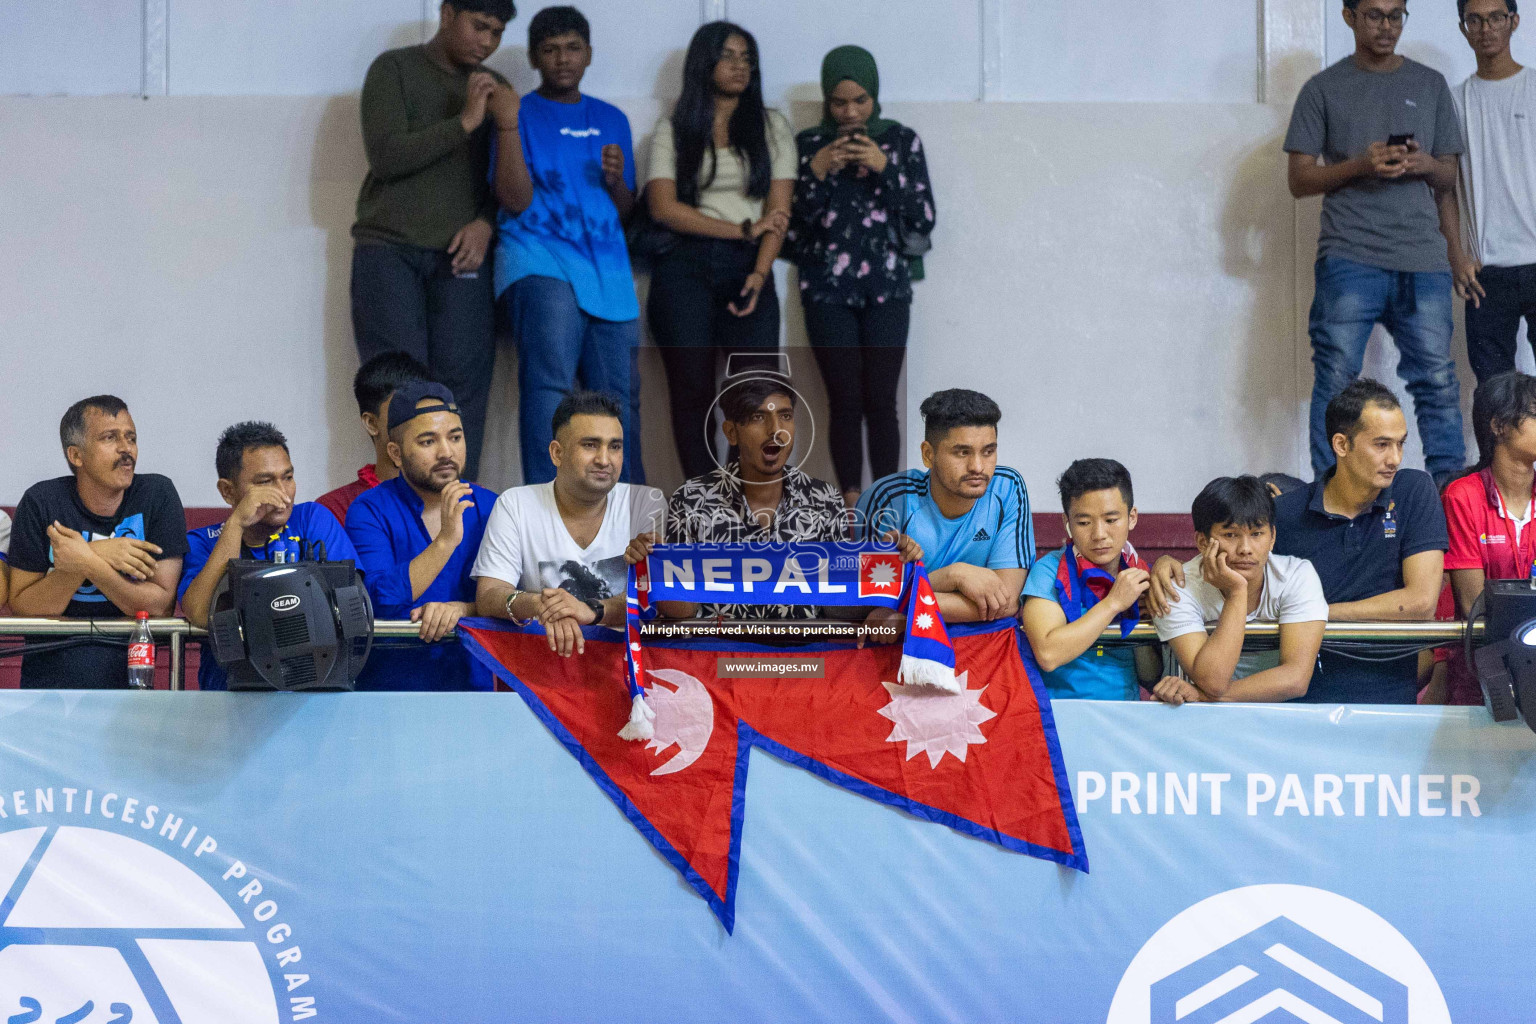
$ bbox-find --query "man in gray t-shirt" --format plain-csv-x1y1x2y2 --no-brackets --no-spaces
1284,0,1471,487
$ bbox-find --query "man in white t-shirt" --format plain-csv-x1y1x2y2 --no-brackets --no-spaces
473,391,664,656
1454,0,1536,383
1154,476,1328,703
0,509,11,608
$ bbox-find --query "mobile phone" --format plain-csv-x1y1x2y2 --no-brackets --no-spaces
1387,133,1414,147
837,123,866,139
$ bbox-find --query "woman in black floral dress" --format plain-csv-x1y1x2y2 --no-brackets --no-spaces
789,45,935,507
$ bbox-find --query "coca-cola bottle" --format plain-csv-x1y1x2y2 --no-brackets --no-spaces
127,611,155,690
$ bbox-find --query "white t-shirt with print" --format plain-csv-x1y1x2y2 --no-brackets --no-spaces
471,483,666,603
1153,553,1329,679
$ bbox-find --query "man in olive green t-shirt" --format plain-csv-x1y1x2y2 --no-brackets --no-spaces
351,0,517,482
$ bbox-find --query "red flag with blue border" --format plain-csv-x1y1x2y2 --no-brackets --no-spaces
459,619,1088,931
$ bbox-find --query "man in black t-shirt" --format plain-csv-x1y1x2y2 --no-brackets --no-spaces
7,395,188,689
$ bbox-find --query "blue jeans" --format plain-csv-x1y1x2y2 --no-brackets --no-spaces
504,275,643,485
1307,256,1464,479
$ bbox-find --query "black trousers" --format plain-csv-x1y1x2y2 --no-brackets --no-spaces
1465,262,1536,385
350,241,496,481
648,237,781,480
804,300,910,492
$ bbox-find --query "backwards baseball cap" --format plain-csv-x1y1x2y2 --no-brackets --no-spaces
387,381,460,433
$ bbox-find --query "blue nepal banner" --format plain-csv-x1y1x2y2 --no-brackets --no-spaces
639,542,908,606
0,689,1525,1019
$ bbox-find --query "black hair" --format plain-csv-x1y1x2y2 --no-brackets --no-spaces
445,0,516,23
528,5,588,49
59,395,129,458
215,421,289,481
1057,458,1134,513
920,389,1001,444
671,22,771,206
353,352,432,417
1324,377,1401,446
551,389,623,437
719,375,796,425
1470,371,1536,470
1191,476,1275,536
1259,472,1307,497
1457,0,1517,18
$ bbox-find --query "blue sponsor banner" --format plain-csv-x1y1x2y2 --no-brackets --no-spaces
0,688,1525,1020
643,542,906,607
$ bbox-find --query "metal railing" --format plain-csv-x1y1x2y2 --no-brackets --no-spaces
0,617,1485,690
0,618,440,690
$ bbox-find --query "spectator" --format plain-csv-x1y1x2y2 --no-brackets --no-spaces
1284,0,1468,487
1150,379,1449,704
1021,459,1188,703
1445,371,1536,613
179,422,358,691
316,352,432,526
492,5,644,487
350,0,517,482
473,391,665,656
1153,477,1328,702
1453,0,1536,384
7,396,187,689
789,45,935,507
347,383,497,690
0,509,9,608
857,389,1033,623
646,22,796,479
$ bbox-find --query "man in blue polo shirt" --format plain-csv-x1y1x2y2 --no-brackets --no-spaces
346,382,497,690
857,389,1033,623
1150,378,1448,704
179,422,358,691
489,5,643,485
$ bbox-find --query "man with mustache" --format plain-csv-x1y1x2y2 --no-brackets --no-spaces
351,0,517,481
858,389,1033,623
347,382,497,689
178,421,359,690
474,390,665,656
8,395,188,688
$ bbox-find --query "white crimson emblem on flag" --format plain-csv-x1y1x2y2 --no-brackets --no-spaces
877,670,996,768
642,669,715,776
858,552,902,599
1107,885,1449,1023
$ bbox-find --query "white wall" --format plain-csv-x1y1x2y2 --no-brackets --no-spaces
0,0,1512,509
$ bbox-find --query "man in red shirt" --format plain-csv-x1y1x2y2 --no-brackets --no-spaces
1439,371,1536,704
1445,371,1536,603
316,352,432,525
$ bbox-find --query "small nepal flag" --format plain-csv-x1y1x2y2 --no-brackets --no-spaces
899,561,959,693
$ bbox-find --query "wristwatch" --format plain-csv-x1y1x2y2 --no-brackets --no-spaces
582,597,606,623
741,218,753,240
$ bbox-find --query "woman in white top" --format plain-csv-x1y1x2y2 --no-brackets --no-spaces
645,21,797,479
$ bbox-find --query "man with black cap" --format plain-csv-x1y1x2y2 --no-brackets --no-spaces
346,381,498,689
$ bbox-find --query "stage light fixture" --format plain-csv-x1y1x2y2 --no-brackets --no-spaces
208,560,373,691
1470,580,1536,728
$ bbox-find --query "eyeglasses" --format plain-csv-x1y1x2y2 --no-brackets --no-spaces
1463,11,1513,30
1357,8,1409,26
